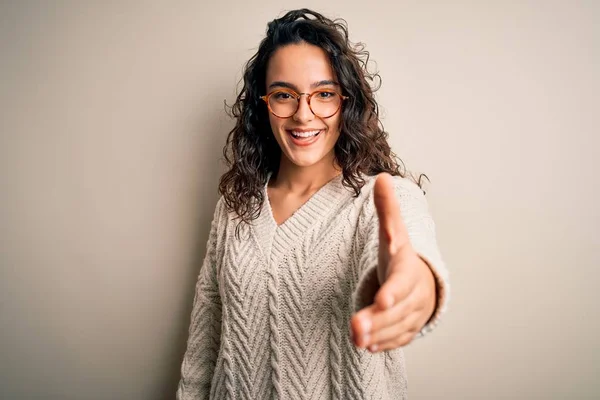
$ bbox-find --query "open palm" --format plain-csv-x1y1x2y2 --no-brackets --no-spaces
350,173,437,352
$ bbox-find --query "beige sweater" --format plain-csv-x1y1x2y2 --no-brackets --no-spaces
176,174,449,399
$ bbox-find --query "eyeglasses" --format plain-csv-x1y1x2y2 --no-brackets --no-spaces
260,89,349,119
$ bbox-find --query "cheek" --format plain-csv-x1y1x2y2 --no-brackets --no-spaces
267,114,286,149
326,115,342,140
268,114,283,134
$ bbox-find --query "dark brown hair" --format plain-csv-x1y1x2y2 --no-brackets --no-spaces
219,8,416,225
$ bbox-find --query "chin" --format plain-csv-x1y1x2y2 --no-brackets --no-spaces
290,157,322,168
285,152,324,168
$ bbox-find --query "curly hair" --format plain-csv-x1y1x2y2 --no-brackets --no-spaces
219,8,416,226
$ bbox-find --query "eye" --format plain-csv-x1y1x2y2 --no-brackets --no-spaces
273,91,294,100
316,91,337,99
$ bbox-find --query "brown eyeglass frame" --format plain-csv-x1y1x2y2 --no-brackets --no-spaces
260,89,349,119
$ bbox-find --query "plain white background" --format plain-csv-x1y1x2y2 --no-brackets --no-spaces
1,1,598,399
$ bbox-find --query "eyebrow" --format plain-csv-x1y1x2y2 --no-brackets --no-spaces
268,80,339,91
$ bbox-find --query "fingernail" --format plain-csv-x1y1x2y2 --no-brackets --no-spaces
369,344,378,352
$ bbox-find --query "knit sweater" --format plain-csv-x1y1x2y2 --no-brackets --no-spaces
176,173,450,400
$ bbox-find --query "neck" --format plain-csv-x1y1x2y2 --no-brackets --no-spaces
271,153,342,195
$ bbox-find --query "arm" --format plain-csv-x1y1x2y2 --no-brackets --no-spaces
176,200,223,400
351,175,450,349
392,180,449,336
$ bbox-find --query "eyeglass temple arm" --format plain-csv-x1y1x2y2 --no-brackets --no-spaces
260,93,350,101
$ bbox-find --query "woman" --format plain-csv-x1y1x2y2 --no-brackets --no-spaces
177,8,449,400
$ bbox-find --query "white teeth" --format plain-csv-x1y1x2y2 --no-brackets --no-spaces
291,130,320,138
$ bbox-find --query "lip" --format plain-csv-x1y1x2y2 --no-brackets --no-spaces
286,129,323,147
288,128,324,133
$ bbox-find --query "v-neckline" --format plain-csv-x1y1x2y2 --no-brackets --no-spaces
250,172,352,264
263,172,344,229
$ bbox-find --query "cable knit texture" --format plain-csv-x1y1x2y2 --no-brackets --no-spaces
177,174,450,400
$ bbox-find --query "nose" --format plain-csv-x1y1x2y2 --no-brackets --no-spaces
292,93,315,123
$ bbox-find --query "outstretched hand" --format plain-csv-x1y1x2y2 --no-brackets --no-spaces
350,173,437,352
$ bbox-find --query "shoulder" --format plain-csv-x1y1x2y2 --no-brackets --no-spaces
209,195,229,225
356,174,429,222
359,173,425,200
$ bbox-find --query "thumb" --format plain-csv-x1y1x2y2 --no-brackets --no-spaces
374,173,408,252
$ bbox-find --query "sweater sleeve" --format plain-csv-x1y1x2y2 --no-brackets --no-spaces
352,177,450,337
176,199,223,400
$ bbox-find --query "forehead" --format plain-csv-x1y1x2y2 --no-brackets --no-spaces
266,43,335,88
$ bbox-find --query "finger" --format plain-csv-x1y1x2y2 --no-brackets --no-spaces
350,304,378,347
368,289,415,333
365,311,422,350
374,268,414,310
368,329,418,353
352,287,419,348
373,173,410,252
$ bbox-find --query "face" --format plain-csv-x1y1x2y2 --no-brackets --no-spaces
265,43,343,171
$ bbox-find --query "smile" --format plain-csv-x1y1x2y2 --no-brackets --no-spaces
289,129,321,138
286,129,323,146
